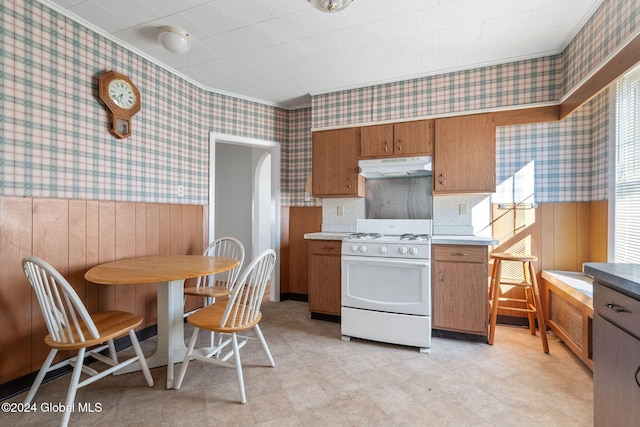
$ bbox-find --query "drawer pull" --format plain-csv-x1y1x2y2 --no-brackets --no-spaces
452,252,468,257
605,303,625,313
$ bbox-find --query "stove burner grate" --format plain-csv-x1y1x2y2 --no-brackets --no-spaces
400,233,431,241
348,232,382,240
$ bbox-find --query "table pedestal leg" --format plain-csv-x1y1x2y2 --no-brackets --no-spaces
114,279,188,389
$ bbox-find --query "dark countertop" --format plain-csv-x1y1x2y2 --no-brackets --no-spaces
583,263,640,300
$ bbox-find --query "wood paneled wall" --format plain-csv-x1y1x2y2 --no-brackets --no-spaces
491,201,608,317
280,206,322,297
0,196,208,384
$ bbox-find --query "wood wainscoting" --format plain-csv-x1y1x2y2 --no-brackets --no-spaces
0,196,208,385
280,206,322,300
490,201,607,318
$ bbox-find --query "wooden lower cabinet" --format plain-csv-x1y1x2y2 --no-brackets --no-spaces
431,244,488,336
308,240,341,316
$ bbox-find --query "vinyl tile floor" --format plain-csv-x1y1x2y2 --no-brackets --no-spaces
3,300,593,426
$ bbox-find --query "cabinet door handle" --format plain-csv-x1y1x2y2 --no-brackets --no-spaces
346,177,352,189
397,139,402,152
452,252,468,257
438,173,445,186
605,303,625,313
439,269,444,282
383,141,389,152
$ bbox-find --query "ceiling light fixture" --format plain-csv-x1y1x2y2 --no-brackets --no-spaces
308,0,353,13
158,26,191,54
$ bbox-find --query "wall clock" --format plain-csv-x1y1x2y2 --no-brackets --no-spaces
98,70,141,139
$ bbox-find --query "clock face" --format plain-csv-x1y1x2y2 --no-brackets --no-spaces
108,79,137,110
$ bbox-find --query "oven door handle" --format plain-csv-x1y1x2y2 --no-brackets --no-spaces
341,255,430,267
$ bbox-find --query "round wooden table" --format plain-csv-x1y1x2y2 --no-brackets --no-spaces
85,255,240,388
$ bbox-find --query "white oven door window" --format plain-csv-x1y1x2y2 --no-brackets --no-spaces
342,255,430,316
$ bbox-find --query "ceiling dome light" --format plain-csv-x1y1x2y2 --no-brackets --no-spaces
308,0,353,13
158,26,191,54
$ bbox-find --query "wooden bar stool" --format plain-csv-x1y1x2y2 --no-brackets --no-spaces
488,252,549,353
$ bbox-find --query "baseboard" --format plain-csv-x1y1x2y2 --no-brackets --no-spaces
432,329,488,343
280,292,308,302
310,312,341,323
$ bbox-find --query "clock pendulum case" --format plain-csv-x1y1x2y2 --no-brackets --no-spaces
98,70,141,139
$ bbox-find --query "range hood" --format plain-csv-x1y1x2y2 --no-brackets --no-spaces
359,156,432,178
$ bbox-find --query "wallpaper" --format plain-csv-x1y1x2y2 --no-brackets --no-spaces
0,0,631,207
311,55,562,129
0,0,288,206
495,90,609,204
562,0,640,96
281,107,319,207
309,0,629,203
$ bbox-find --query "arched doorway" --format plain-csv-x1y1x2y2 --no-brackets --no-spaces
209,132,280,301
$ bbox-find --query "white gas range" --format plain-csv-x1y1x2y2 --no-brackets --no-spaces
341,219,432,353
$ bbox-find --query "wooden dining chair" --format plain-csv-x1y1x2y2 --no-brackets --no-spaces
22,256,154,427
183,237,245,347
183,236,245,308
174,249,276,403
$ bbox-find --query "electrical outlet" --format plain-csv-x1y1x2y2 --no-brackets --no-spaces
459,204,467,215
337,205,344,216
304,191,311,202
177,185,184,197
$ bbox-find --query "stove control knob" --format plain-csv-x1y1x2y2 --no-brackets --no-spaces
410,247,419,255
360,245,368,253
350,244,359,252
398,246,408,255
379,246,388,255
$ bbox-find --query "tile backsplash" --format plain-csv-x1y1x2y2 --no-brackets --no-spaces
320,194,491,236
321,198,365,232
433,195,492,236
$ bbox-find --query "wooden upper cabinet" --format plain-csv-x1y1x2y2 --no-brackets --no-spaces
433,114,496,193
360,120,433,158
312,127,365,198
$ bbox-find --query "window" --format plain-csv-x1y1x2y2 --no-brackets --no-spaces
614,64,640,262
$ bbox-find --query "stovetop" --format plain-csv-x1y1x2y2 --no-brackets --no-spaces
342,219,432,259
345,232,432,244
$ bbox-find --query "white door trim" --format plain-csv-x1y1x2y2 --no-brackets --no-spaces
209,132,281,301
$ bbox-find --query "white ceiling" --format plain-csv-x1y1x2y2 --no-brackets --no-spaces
42,0,605,109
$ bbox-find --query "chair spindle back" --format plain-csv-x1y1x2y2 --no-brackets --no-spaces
222,249,276,329
22,256,99,344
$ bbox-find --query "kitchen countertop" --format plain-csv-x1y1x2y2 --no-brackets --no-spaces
304,232,349,241
583,263,640,300
304,232,498,246
431,235,498,246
